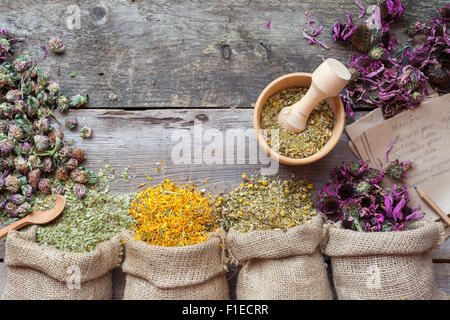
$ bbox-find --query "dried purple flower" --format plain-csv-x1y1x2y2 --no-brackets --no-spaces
42,157,54,173
48,37,65,54
10,194,25,205
70,169,88,184
34,135,51,150
56,95,70,113
56,167,69,181
16,202,31,216
5,175,21,193
13,156,28,174
69,94,88,109
65,117,78,129
28,169,40,189
38,178,52,194
80,126,93,139
65,158,78,171
73,184,87,199
4,202,18,216
72,148,85,162
385,159,413,180
12,55,31,73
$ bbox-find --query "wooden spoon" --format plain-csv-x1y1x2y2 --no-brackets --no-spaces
0,195,66,239
278,58,351,132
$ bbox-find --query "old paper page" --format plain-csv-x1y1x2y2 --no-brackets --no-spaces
363,94,450,221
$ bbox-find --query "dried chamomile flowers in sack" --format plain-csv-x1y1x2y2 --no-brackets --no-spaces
220,175,333,300
319,160,449,300
2,226,122,300
122,178,229,300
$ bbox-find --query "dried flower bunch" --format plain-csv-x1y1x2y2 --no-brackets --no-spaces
0,29,92,221
332,1,449,118
260,87,335,159
318,160,423,232
216,174,316,233
128,178,217,247
35,167,137,252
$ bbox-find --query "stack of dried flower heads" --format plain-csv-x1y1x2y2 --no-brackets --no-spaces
216,174,316,233
318,160,423,232
128,178,217,247
34,166,137,252
0,29,92,222
332,1,449,118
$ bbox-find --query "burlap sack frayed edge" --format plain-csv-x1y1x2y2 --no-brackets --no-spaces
121,230,227,289
323,220,444,257
227,214,324,265
5,226,123,283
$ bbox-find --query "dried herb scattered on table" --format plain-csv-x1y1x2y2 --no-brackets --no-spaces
260,87,334,159
0,29,91,223
332,1,449,118
128,178,217,247
216,174,316,233
317,160,423,232
35,167,137,252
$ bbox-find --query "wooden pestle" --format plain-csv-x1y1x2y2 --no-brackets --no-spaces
278,58,351,132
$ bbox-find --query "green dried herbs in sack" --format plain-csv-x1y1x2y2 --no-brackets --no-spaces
322,221,449,300
227,215,333,300
2,226,122,300
121,230,229,300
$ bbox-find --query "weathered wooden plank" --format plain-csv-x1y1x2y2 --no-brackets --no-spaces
434,263,450,296
0,0,445,110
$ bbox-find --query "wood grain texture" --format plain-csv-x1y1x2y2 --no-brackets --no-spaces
0,0,446,110
433,264,450,296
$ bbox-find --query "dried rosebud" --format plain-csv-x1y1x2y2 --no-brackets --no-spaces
13,156,28,174
4,202,18,216
34,135,51,150
42,157,54,173
49,126,64,147
48,36,65,54
10,194,25,205
70,169,88,184
65,117,78,129
69,94,89,108
38,178,52,194
21,184,33,198
73,184,87,199
56,95,69,113
27,155,42,170
16,202,31,216
34,117,50,134
5,89,21,103
65,157,78,170
56,167,69,181
79,126,92,139
13,55,32,73
5,175,21,193
72,148,85,162
28,169,41,189
8,122,23,140
46,80,60,97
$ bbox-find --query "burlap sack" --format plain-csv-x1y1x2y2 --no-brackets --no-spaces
227,215,333,300
2,226,122,300
121,230,229,300
323,221,449,300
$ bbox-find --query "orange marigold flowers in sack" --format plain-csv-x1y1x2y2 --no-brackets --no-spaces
128,178,216,247
122,178,229,300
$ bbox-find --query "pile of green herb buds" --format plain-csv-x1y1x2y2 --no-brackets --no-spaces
0,30,92,222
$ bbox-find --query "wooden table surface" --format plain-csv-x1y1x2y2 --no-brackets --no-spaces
0,0,448,299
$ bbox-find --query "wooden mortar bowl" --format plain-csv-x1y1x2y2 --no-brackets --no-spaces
253,73,345,166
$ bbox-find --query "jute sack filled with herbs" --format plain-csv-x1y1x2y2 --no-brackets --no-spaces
323,221,448,300
227,214,333,300
2,226,122,300
121,230,229,300
121,178,229,300
318,160,449,300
